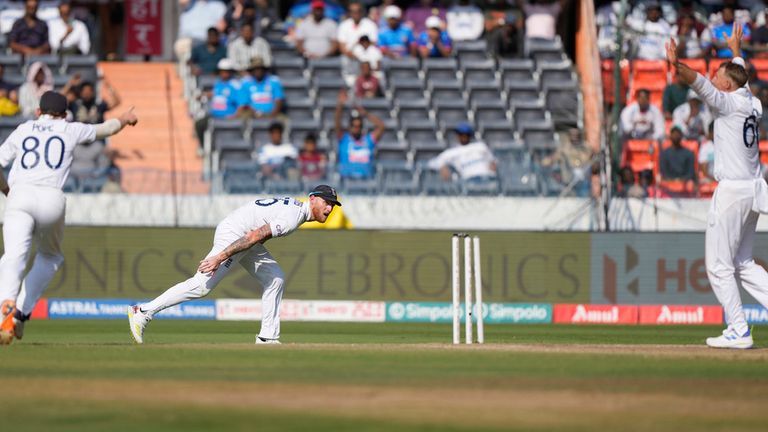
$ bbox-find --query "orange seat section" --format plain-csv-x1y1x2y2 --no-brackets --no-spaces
99,62,209,194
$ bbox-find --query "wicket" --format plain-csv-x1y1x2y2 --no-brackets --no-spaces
452,233,484,344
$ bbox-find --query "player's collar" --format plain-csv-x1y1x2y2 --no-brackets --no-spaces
302,200,312,222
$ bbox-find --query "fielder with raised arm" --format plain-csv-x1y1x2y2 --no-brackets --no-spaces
0,91,138,344
128,185,341,345
667,25,768,349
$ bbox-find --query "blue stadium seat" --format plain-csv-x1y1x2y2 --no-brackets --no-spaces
286,98,315,121
423,58,459,82
288,119,321,143
274,57,306,79
456,40,489,63
505,80,541,105
309,57,343,79
539,60,577,86
434,99,469,131
464,178,499,196
62,55,98,81
197,75,216,92
391,78,425,101
380,161,419,195
467,80,503,105
0,54,22,75
263,178,304,194
341,177,379,195
396,99,430,125
500,58,536,84
314,76,346,102
473,99,508,125
250,118,276,147
281,77,312,100
419,165,461,195
0,116,24,143
544,82,580,127
429,80,463,104
359,98,392,120
462,59,496,83
382,57,420,81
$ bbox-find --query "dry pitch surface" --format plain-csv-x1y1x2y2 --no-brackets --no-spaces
2,321,767,432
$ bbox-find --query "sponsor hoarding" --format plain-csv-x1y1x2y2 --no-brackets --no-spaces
638,305,723,325
553,304,638,324
216,299,386,322
48,299,215,320
385,302,552,324
31,298,48,319
24,228,589,303
744,304,768,324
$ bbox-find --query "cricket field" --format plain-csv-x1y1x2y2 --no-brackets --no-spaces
2,321,767,431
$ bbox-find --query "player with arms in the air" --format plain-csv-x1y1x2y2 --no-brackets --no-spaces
0,91,138,344
667,25,768,349
128,185,340,345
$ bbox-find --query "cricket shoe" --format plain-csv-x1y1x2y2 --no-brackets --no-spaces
706,327,753,349
128,305,151,344
12,309,30,340
0,299,16,345
256,336,281,345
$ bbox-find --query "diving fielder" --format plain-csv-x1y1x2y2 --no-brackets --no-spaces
667,25,768,349
0,91,138,344
128,185,341,345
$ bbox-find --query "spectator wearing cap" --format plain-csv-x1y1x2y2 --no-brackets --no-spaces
296,1,339,59
519,0,565,41
299,133,328,181
9,0,51,55
236,57,284,119
70,79,121,125
378,5,417,58
405,0,447,35
48,0,90,55
227,21,272,72
428,123,497,182
417,16,452,58
354,62,382,99
620,89,665,141
486,10,521,58
257,122,299,180
338,1,379,59
660,126,696,183
672,90,711,141
626,1,671,60
703,6,751,58
335,90,386,179
662,73,689,120
352,35,383,70
190,27,227,76
194,58,240,149
447,0,484,42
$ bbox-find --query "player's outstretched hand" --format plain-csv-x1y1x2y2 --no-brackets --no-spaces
120,106,138,127
198,255,224,275
726,22,743,57
665,39,678,65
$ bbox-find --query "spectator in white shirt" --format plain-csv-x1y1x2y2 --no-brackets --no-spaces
673,13,704,59
520,0,564,40
48,1,90,55
672,90,712,141
352,35,383,70
446,0,484,42
627,2,671,60
258,122,299,180
227,21,272,71
296,0,339,59
620,89,665,140
428,123,497,181
338,1,379,58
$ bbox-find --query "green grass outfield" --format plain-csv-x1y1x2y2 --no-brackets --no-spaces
2,321,767,432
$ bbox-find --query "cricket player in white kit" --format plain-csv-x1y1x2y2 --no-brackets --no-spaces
668,25,768,349
0,91,138,344
128,185,341,345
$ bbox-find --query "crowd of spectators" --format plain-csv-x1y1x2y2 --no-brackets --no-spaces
606,1,768,198
186,0,573,191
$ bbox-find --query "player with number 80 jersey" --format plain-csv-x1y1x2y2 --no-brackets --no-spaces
0,91,138,344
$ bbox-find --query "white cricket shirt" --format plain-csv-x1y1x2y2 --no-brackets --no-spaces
428,141,496,180
222,198,311,239
690,58,763,181
0,116,96,189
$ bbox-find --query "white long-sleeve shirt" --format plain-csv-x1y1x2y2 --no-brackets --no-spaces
690,57,762,181
672,101,712,139
428,142,496,180
620,102,665,141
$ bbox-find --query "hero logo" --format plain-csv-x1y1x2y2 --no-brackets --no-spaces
656,306,703,324
603,245,639,304
572,305,619,323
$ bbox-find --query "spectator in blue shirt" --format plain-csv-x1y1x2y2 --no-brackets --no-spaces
236,56,284,118
195,58,240,150
334,91,385,178
418,16,452,58
706,6,751,58
378,5,417,58
190,28,228,76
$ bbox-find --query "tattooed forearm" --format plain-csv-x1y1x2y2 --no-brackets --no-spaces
218,224,273,259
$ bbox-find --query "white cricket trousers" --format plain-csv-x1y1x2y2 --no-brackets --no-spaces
0,184,65,315
706,180,768,335
140,220,285,340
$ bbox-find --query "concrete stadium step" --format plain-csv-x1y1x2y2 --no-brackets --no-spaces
99,62,209,194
